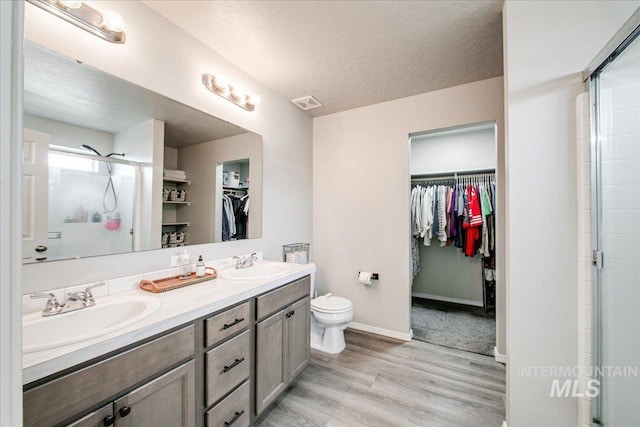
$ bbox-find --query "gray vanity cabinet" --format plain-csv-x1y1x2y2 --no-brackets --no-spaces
23,326,195,427
67,361,195,427
66,404,113,427
255,276,310,416
286,297,311,383
113,360,195,427
255,309,287,414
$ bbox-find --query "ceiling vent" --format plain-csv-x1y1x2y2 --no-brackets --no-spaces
291,95,322,111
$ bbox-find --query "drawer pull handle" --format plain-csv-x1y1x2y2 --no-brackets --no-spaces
223,318,245,330
223,357,245,373
103,415,115,426
224,410,245,426
118,406,131,418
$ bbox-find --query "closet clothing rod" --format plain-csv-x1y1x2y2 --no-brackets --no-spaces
411,170,495,185
411,168,495,180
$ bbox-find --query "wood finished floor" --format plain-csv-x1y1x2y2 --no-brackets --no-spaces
253,329,506,427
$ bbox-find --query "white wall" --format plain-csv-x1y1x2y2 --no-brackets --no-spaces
0,2,23,424
114,119,164,253
313,77,504,339
410,124,496,175
502,1,639,425
23,114,114,154
21,1,312,291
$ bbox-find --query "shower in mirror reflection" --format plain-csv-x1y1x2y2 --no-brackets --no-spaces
80,144,125,213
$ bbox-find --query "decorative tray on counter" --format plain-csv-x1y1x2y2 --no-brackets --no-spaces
139,267,217,293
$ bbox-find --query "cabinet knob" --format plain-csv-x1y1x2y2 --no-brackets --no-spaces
103,415,115,426
119,406,131,418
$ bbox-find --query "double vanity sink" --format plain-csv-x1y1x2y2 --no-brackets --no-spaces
23,259,314,427
23,260,305,381
23,261,293,356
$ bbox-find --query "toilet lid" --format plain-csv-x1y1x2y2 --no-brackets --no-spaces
311,294,352,313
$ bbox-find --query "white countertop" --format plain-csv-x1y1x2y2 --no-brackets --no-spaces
23,261,316,385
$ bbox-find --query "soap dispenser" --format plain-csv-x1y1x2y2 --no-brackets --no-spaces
196,255,205,277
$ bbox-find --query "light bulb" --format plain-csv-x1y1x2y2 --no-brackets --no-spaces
247,94,261,107
212,75,230,92
101,10,125,33
231,85,246,101
57,0,82,9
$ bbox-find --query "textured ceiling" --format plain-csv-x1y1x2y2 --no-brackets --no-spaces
145,0,504,117
23,43,248,148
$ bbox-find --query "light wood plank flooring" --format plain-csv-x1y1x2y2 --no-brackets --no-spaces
254,329,505,427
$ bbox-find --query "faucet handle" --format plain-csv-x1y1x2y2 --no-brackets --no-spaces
30,292,61,314
84,282,105,304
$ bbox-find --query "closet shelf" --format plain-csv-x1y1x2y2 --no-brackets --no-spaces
163,201,190,206
163,177,190,185
223,185,249,190
162,222,190,227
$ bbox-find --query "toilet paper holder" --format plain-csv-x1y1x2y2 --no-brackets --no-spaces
357,272,379,280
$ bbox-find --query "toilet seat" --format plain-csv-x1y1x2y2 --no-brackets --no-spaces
311,294,353,313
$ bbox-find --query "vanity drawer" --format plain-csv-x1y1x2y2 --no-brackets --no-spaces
205,301,250,348
205,330,250,407
205,381,249,427
256,275,310,321
23,325,195,427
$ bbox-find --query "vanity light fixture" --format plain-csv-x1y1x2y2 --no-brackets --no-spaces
202,73,261,112
26,0,126,43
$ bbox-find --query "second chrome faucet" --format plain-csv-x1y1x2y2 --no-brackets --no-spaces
233,253,258,269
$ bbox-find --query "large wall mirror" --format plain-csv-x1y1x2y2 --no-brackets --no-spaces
23,42,263,263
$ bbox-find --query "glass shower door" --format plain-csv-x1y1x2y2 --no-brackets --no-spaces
592,29,640,426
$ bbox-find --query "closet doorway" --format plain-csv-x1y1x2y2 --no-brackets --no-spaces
409,122,498,356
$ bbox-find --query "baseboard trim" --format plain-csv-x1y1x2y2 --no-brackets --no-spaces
412,292,484,307
347,322,413,342
494,346,507,364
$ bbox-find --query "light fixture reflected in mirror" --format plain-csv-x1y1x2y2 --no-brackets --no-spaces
26,0,126,43
202,73,261,112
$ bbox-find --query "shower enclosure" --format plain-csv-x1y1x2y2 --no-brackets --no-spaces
46,150,138,261
588,14,640,426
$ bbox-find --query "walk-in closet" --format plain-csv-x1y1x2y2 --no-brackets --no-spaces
409,122,498,356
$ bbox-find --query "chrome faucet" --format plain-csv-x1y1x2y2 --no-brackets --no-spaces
31,282,105,317
233,253,258,269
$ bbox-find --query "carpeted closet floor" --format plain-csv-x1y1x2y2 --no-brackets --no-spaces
411,297,496,356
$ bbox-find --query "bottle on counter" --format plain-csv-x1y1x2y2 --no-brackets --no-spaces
196,255,205,277
179,249,191,279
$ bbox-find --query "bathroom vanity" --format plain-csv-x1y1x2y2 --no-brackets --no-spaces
22,263,314,427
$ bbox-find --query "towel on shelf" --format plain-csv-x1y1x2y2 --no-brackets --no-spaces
164,169,187,179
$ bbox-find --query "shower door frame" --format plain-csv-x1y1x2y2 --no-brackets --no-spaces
586,12,640,426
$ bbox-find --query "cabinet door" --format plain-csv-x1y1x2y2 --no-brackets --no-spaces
286,297,310,384
114,360,195,427
65,404,114,427
255,309,286,416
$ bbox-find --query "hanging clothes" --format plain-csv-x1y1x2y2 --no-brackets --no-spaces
410,172,496,259
222,194,236,241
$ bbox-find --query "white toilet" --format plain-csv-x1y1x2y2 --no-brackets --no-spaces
310,293,354,354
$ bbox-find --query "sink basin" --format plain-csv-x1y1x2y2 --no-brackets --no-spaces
23,295,161,354
220,261,292,281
